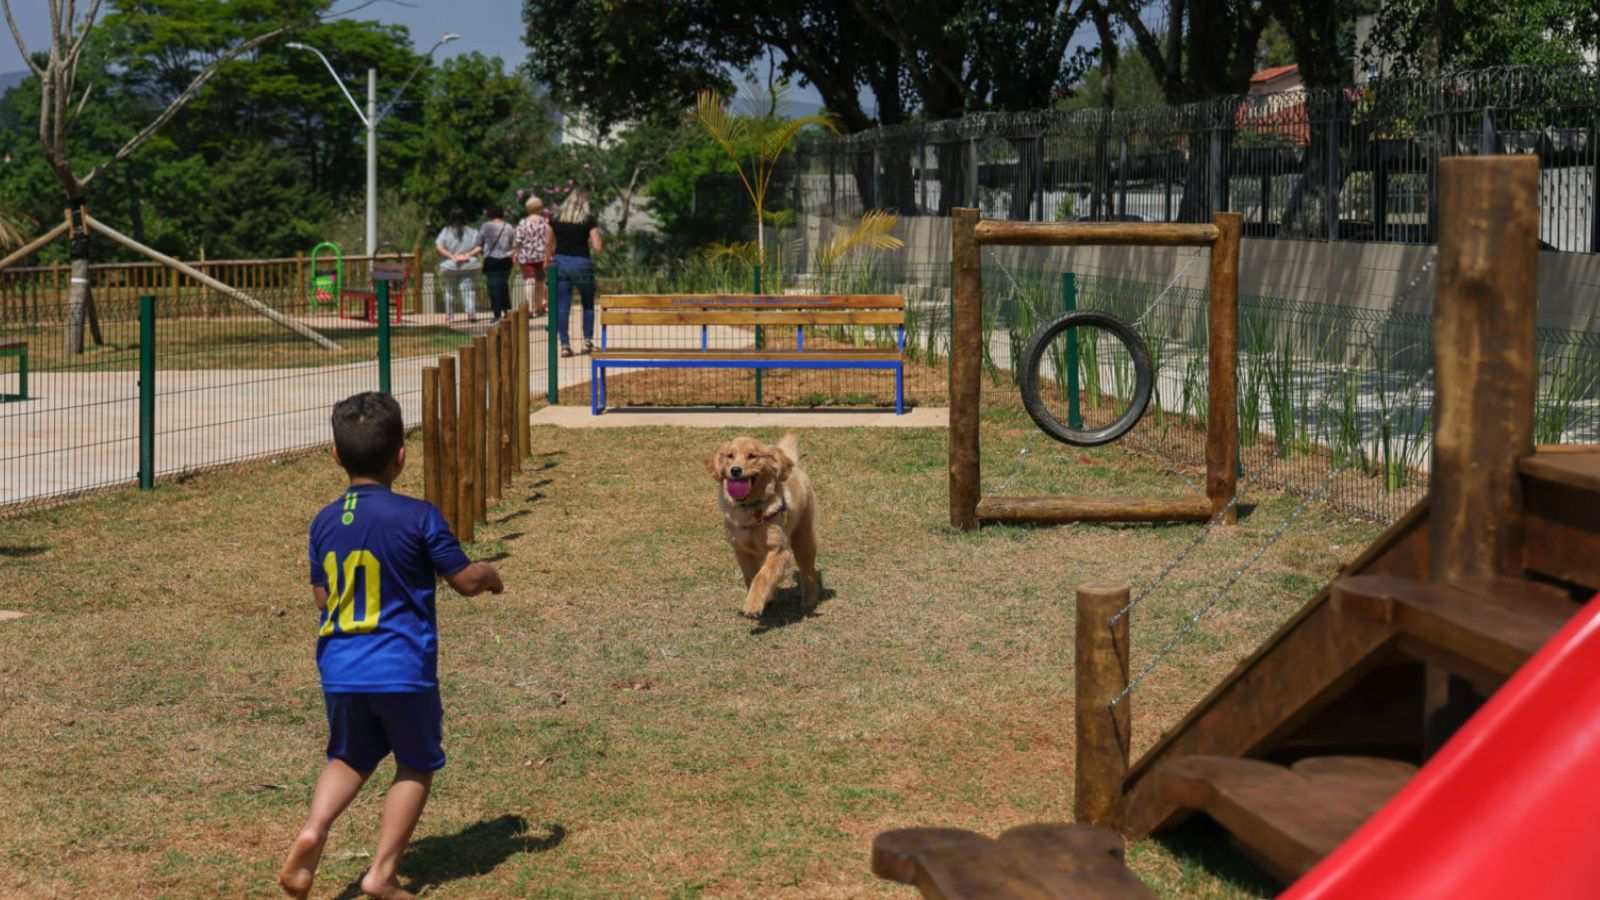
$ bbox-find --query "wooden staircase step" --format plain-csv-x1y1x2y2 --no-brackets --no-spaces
1150,755,1416,883
1519,450,1600,496
1330,575,1574,676
871,823,1156,899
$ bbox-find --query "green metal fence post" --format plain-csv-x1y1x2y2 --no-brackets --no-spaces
376,280,392,394
1062,272,1082,430
138,294,155,490
753,264,763,407
547,267,559,404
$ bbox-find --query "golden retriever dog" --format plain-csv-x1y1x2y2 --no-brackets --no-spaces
706,433,819,619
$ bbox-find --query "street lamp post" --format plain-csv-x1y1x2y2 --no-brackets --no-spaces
287,33,460,257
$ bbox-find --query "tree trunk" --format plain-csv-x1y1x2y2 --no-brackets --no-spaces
62,207,103,354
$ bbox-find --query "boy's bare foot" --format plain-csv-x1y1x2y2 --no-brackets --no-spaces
277,828,326,899
359,871,416,899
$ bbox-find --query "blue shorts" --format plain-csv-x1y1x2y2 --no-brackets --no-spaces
323,689,446,773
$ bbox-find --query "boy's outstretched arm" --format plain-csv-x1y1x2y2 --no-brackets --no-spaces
444,562,504,597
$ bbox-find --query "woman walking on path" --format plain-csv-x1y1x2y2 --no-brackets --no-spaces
512,196,553,316
551,189,603,357
434,210,481,322
477,205,516,322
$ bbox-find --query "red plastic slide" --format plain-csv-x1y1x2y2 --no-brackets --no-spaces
1283,591,1600,900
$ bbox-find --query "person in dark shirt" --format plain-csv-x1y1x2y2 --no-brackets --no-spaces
277,392,504,900
550,189,603,356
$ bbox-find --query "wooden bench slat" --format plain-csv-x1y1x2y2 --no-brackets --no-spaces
594,348,902,361
603,310,905,326
600,293,906,310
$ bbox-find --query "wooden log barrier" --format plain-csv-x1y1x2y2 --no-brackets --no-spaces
422,366,441,511
1075,584,1132,829
457,343,479,541
437,356,459,536
1205,213,1242,521
949,207,983,530
498,321,513,487
516,307,531,463
474,334,492,513
979,495,1213,525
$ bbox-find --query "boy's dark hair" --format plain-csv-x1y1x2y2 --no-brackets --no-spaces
331,392,404,477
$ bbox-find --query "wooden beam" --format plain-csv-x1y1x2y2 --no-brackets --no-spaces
599,294,906,309
516,307,531,462
977,495,1214,524
1076,584,1133,829
1431,155,1539,580
85,215,339,351
974,220,1219,247
422,366,441,511
1426,156,1540,755
456,343,478,541
950,208,982,530
600,310,906,326
0,220,70,273
484,331,502,507
438,356,459,537
1206,213,1243,519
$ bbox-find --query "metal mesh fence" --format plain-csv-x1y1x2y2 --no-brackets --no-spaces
794,63,1600,252
0,253,485,511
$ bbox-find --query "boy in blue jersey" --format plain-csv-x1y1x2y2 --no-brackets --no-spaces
278,392,503,900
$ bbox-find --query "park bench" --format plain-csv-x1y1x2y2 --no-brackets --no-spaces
0,340,26,402
589,294,907,414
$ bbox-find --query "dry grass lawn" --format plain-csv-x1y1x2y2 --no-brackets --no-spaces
0,404,1383,898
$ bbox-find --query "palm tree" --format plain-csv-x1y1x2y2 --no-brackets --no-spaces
693,90,837,271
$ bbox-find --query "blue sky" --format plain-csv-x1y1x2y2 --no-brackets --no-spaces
0,0,832,110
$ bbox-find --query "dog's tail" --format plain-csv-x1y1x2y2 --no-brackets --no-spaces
778,432,799,463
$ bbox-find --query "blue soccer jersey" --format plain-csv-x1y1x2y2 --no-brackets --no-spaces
308,484,470,692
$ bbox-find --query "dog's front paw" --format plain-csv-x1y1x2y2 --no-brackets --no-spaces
740,601,766,619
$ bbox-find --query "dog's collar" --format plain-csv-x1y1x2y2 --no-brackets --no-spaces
739,494,788,525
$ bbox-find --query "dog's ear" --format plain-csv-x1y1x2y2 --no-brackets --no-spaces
768,446,794,482
705,450,724,481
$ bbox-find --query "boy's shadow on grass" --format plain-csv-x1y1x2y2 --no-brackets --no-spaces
750,582,838,635
332,815,564,899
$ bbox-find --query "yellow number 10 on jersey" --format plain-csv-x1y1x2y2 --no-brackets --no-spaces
320,550,382,636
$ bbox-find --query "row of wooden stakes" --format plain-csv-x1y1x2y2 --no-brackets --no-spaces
419,305,534,543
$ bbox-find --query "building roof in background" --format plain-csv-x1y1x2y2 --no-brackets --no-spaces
1251,64,1299,85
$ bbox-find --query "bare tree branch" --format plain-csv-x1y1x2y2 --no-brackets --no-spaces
65,0,105,73
1,0,45,77
79,26,286,187
70,81,92,120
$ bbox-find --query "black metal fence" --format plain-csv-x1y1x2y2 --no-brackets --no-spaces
793,64,1600,252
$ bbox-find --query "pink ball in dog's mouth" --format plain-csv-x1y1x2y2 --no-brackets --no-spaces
725,477,752,500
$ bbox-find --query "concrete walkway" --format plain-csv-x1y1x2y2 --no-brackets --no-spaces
532,405,948,429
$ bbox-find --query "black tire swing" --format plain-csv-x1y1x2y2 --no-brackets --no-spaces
1017,310,1155,447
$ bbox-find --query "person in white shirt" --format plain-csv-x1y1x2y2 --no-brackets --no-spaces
434,209,481,322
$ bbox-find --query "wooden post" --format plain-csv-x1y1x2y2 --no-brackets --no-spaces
498,322,514,486
516,306,531,461
476,334,495,511
457,344,478,541
422,367,441,511
1425,156,1540,753
1205,212,1242,520
950,207,982,530
438,356,459,536
488,325,505,502
1075,584,1132,829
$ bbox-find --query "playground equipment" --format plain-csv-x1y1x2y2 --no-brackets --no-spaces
308,241,342,313
308,240,410,324
948,210,1242,528
1017,308,1153,447
875,157,1600,897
